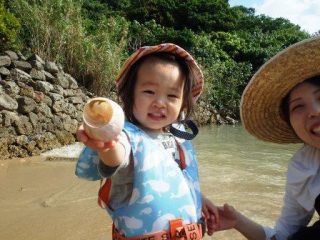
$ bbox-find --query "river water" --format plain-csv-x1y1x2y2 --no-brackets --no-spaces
0,125,306,239
195,125,300,239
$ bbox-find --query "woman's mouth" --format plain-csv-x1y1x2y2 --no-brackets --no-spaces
310,124,320,136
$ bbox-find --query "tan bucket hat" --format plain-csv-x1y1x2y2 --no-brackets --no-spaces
240,36,320,144
115,43,204,102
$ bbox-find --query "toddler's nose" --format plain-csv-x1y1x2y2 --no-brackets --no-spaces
152,96,166,108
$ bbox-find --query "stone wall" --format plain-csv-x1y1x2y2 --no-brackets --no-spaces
0,50,91,159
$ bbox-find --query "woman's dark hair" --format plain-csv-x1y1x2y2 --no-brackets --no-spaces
117,52,194,125
281,75,320,124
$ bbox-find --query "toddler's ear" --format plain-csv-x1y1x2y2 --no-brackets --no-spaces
179,110,186,121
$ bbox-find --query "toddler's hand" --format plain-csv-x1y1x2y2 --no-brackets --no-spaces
82,97,124,142
76,124,118,151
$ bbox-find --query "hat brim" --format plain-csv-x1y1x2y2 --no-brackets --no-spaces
240,36,320,143
115,43,204,102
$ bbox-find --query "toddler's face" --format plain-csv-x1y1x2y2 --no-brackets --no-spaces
133,59,185,133
289,82,320,148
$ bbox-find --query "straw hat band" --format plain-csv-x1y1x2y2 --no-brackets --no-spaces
240,36,320,143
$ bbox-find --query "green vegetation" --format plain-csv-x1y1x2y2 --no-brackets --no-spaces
7,0,129,94
0,0,21,51
2,0,311,117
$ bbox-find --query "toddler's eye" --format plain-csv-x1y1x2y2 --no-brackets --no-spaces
143,90,154,94
168,94,179,98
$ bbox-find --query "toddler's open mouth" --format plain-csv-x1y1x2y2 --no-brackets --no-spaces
148,112,165,119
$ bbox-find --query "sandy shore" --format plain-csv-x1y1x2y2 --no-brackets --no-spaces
0,156,243,240
0,156,113,240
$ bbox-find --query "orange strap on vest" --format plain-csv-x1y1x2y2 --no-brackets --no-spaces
98,178,112,208
112,219,203,240
176,141,186,170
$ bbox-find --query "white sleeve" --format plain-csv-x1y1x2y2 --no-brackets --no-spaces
114,131,132,169
263,182,314,240
263,226,276,240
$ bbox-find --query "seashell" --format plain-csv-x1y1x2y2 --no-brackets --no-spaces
83,97,124,141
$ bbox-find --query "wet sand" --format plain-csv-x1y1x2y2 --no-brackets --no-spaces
0,156,242,240
0,156,112,240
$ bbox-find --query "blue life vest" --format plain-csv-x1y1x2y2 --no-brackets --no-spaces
75,121,202,237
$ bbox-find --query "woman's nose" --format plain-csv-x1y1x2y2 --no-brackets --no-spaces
309,100,320,117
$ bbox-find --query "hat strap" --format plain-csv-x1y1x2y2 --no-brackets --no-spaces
169,119,199,140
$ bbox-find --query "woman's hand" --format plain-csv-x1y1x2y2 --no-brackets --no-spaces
217,204,267,240
202,196,219,236
216,203,238,231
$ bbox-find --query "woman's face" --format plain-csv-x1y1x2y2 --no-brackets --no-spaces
289,82,320,148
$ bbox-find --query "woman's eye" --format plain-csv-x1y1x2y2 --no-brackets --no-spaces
290,104,304,112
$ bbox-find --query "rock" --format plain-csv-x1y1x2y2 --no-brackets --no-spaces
13,60,32,72
0,67,10,76
0,56,11,67
28,54,45,65
14,115,33,135
5,50,19,61
17,97,37,113
45,61,59,74
0,49,118,159
0,93,18,110
30,68,46,80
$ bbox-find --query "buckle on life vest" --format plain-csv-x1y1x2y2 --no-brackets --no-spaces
171,219,202,240
112,219,202,240
169,219,183,239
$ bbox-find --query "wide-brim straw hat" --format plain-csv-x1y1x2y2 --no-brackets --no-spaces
115,43,204,102
240,36,320,144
